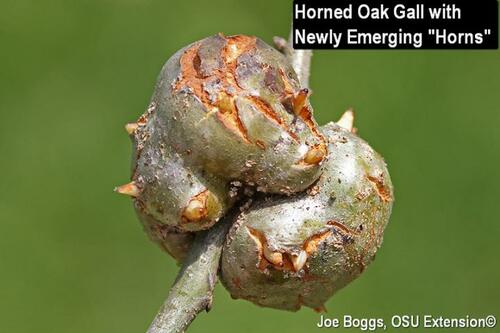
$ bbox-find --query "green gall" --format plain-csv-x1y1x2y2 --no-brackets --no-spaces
220,121,393,311
152,33,326,194
117,34,327,253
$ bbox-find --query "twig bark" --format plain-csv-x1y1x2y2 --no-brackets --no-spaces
146,24,313,333
274,29,313,88
146,217,233,333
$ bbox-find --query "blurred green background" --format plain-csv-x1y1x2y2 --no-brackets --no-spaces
1,1,499,332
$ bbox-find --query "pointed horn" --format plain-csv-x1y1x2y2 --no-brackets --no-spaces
125,123,138,135
336,109,355,132
303,143,327,165
263,247,283,267
291,250,308,272
114,182,139,197
182,198,206,222
293,88,310,115
182,190,215,223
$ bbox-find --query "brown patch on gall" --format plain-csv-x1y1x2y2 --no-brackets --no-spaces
255,140,266,150
279,72,325,146
367,173,392,202
327,220,361,237
247,96,299,142
214,91,250,143
296,104,322,139
288,89,328,166
303,230,332,255
174,35,326,153
174,35,257,143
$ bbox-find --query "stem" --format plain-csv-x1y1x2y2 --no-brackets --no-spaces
287,29,313,89
274,29,313,88
146,25,313,333
146,217,233,333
